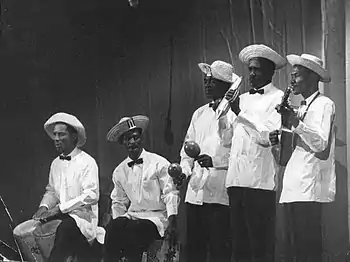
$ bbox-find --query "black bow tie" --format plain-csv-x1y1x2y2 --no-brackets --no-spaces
209,101,220,111
300,100,307,106
249,88,264,95
128,158,143,167
59,155,71,161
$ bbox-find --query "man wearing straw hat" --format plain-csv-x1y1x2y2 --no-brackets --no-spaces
179,60,238,262
270,54,335,261
14,112,102,262
225,44,287,262
104,115,179,262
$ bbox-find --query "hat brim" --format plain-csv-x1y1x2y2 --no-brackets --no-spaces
198,63,237,83
106,115,149,142
44,113,86,147
239,45,287,70
286,54,331,83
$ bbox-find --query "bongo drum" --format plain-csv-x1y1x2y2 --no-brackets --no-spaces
13,219,61,262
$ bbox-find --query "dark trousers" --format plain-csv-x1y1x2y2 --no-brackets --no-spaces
186,203,231,262
283,202,322,262
228,186,276,262
104,217,161,262
48,215,92,262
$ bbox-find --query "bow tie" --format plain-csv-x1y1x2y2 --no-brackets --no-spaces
209,101,219,111
300,100,307,106
128,158,143,167
59,155,71,161
249,88,264,95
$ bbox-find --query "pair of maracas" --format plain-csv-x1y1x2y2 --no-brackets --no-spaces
168,141,201,187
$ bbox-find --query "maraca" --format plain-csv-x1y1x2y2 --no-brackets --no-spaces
168,163,185,187
184,141,201,159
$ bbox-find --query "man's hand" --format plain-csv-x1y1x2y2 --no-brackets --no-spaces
39,205,62,223
269,130,280,146
225,90,240,115
165,215,177,248
196,154,213,168
172,173,186,188
32,206,48,220
278,105,299,128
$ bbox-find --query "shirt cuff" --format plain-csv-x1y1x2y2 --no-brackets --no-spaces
166,203,178,218
293,120,303,134
58,203,69,214
39,204,49,210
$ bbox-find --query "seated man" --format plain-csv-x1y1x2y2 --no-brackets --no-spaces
104,115,179,262
14,112,103,262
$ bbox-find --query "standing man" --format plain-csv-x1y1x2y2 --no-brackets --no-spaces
225,44,287,262
270,54,335,261
104,115,179,262
17,112,102,262
180,60,237,262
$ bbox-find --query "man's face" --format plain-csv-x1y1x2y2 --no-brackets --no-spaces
53,123,76,154
122,129,143,155
290,65,310,95
204,74,229,100
248,58,274,89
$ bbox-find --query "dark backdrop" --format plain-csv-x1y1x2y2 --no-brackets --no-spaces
0,0,347,260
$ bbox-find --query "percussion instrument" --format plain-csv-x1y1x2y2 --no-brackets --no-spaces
216,75,242,119
13,219,61,262
184,141,201,159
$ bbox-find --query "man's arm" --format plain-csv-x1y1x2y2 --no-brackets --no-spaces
59,160,99,214
158,161,179,218
39,164,59,210
211,113,235,169
110,168,130,219
237,95,282,147
294,102,335,153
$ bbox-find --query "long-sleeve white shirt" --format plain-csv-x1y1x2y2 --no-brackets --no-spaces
279,92,336,203
226,83,283,190
180,104,233,206
110,149,179,237
40,148,102,243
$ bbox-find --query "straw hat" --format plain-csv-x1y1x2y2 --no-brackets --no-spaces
239,44,287,70
286,54,331,83
198,60,239,83
44,112,86,147
106,115,149,142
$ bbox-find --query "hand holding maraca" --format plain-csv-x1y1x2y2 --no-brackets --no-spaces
184,141,213,168
168,163,186,188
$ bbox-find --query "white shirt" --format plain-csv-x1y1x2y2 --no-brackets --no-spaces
40,148,103,243
180,104,233,206
280,92,336,203
226,83,283,190
111,149,179,237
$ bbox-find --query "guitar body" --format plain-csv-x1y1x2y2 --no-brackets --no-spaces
279,130,295,167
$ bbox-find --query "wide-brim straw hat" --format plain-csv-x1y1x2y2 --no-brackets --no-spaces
198,60,240,83
106,115,149,142
286,53,331,83
239,44,287,70
44,112,86,147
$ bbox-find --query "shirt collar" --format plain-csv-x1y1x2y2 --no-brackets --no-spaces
304,91,320,105
251,83,273,95
60,147,80,159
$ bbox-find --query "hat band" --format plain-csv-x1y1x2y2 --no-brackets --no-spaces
126,118,136,129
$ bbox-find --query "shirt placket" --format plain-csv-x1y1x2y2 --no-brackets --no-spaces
60,162,69,204
132,165,143,203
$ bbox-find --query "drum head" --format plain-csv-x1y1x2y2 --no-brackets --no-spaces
13,219,40,237
33,220,61,237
